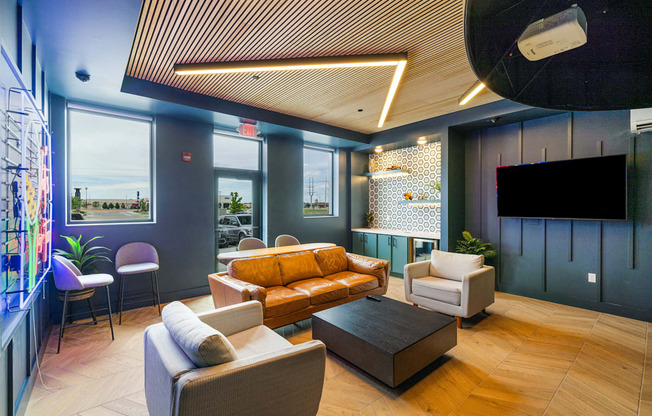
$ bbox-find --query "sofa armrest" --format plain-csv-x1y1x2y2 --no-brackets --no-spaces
196,301,264,336
346,253,390,288
461,266,495,317
174,340,326,416
403,260,431,296
208,273,267,309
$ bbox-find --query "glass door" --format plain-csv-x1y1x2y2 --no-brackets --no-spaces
213,133,263,272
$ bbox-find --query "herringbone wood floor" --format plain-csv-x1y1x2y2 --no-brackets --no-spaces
26,277,651,416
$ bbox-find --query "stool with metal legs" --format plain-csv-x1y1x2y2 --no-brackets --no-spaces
115,242,161,325
52,256,115,353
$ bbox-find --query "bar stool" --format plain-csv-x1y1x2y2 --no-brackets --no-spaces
275,234,300,247
115,242,161,324
52,256,115,353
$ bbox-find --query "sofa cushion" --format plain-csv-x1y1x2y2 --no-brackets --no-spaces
430,250,484,282
227,325,293,360
228,255,283,287
287,278,348,305
264,286,311,318
277,252,324,285
161,301,238,367
412,276,462,305
326,271,379,294
314,247,348,276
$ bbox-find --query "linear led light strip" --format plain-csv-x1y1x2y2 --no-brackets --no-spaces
174,53,408,128
458,79,485,106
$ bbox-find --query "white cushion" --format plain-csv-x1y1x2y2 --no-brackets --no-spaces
227,325,292,360
117,262,159,275
412,276,462,305
430,250,484,282
79,273,114,288
162,301,238,367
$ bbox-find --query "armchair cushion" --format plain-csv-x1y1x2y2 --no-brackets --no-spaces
264,286,310,318
228,256,283,287
162,302,238,367
227,325,293,359
430,250,484,282
277,252,324,285
314,246,348,275
412,276,462,305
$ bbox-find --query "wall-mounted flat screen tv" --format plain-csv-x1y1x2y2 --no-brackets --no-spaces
496,154,627,220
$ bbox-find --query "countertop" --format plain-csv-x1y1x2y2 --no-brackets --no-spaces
352,228,440,240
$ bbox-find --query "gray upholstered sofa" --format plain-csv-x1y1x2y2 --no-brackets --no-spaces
144,301,326,416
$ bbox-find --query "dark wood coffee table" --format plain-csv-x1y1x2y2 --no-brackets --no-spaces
312,296,457,387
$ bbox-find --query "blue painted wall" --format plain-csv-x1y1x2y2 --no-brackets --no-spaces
465,111,652,321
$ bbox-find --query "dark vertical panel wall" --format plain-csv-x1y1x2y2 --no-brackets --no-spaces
265,133,351,250
50,95,216,317
466,110,652,320
441,129,466,251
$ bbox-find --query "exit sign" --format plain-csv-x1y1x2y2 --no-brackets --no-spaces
238,123,258,137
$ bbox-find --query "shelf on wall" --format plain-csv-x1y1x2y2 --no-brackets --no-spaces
363,168,409,178
398,199,441,206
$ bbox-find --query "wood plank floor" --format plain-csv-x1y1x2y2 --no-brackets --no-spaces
26,277,651,416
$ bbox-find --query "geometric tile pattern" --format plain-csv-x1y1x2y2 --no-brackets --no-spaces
368,142,441,233
26,278,652,416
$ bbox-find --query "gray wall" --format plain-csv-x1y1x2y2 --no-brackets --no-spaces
51,95,216,315
265,133,351,249
465,111,652,321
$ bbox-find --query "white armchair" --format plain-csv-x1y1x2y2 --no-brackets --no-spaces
404,250,495,328
144,301,326,416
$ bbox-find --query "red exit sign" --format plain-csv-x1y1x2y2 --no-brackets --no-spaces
238,123,258,137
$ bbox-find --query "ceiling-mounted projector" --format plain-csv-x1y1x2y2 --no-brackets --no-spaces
517,5,587,61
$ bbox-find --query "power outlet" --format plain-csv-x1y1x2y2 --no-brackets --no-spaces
588,273,597,283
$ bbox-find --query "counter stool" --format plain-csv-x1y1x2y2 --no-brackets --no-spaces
52,256,115,353
115,242,161,325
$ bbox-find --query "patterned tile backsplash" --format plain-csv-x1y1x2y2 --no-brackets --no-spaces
368,142,441,234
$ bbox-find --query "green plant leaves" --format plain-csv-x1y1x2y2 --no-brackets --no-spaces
455,231,497,258
55,234,112,274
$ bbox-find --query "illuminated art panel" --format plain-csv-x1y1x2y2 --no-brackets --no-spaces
1,86,52,310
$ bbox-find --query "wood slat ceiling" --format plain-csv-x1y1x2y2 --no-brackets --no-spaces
125,0,502,134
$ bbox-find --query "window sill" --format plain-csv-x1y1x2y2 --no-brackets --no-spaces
303,215,339,219
66,220,156,227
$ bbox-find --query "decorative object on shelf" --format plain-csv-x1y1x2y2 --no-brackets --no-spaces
54,235,112,274
403,192,413,200
364,211,375,228
427,181,441,192
2,87,53,310
455,231,497,259
368,158,378,173
362,168,409,178
417,194,427,200
387,165,402,171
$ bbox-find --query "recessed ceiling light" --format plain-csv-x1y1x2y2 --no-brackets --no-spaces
252,75,260,80
417,136,427,145
175,53,408,129
374,146,383,153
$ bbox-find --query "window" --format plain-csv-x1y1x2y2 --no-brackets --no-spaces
67,105,153,224
303,145,335,216
213,134,260,170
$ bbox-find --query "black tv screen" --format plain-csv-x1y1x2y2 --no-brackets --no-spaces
496,154,627,220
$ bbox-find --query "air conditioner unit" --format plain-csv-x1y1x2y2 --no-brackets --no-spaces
631,108,652,133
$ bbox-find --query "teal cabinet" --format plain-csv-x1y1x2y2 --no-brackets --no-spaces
352,232,377,258
363,233,378,258
375,234,410,278
390,236,409,277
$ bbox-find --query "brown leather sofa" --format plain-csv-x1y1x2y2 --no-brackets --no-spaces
208,246,389,328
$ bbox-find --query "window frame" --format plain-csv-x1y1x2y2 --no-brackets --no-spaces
303,144,338,218
65,102,156,226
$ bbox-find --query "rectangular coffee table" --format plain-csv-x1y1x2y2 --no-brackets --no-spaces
312,296,457,387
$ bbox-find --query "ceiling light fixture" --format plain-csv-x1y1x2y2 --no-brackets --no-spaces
458,80,485,106
175,53,408,129
374,146,383,153
417,136,427,145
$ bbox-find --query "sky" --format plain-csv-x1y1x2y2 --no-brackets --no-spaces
69,110,151,200
303,148,332,204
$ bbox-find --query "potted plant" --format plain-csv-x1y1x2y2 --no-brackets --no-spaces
54,235,112,274
364,211,375,228
455,231,497,261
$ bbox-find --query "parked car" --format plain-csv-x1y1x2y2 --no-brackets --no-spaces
217,214,253,244
215,229,228,248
